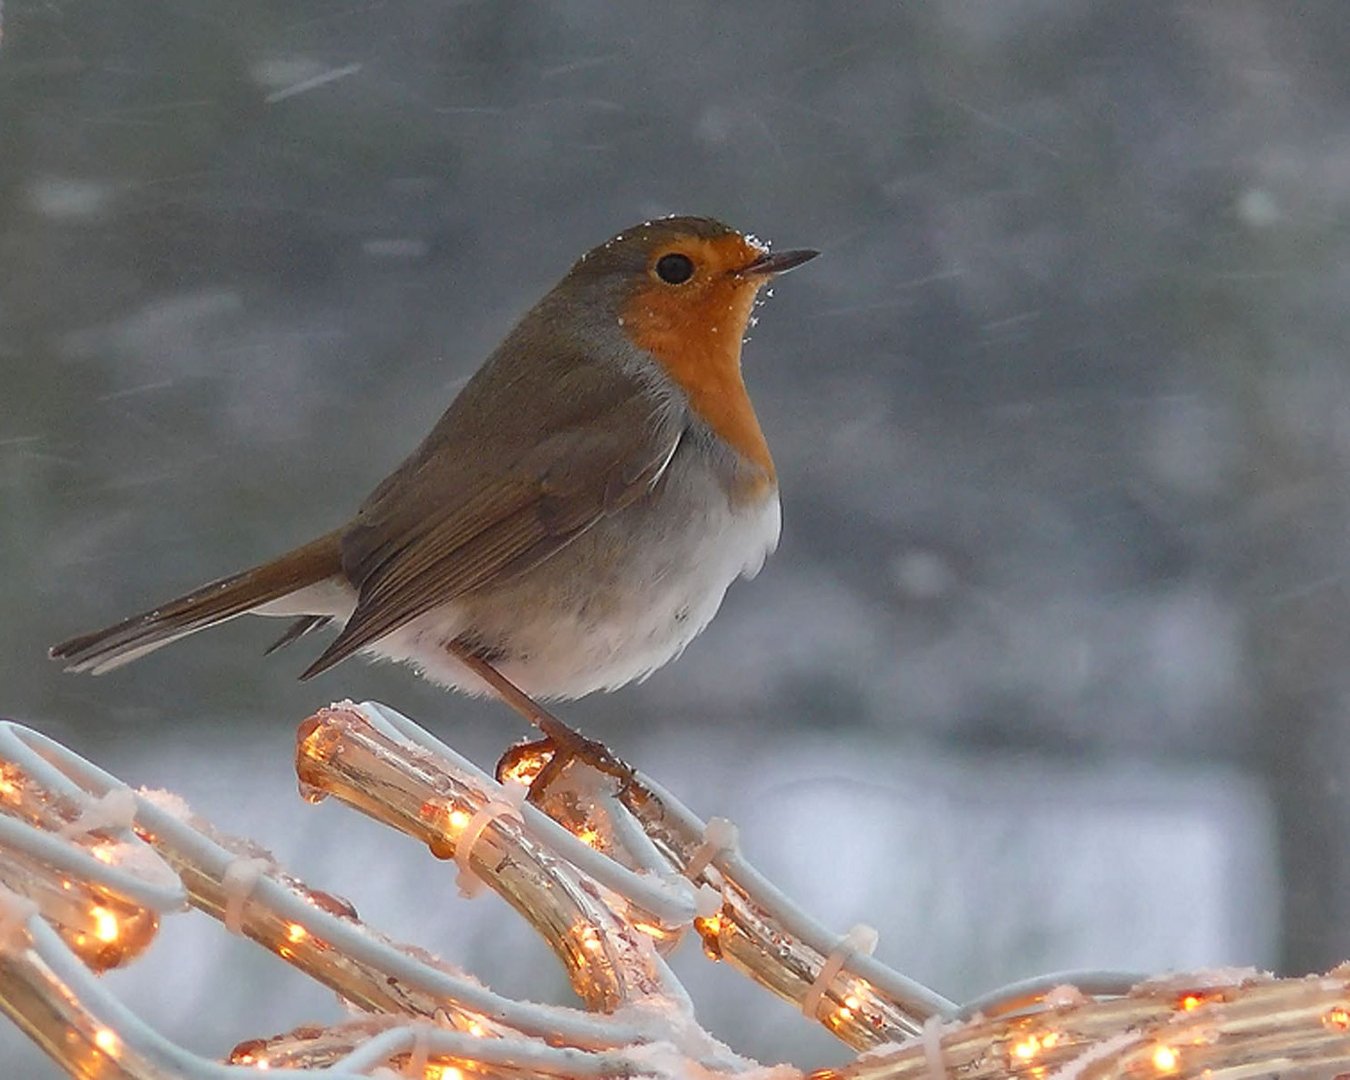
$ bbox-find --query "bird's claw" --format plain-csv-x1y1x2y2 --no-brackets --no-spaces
496,726,633,807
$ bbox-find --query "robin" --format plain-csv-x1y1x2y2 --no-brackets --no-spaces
51,217,817,711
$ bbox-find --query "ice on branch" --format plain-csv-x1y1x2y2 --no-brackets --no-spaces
0,706,1346,1079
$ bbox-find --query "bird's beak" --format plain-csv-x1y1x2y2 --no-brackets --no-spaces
736,248,820,277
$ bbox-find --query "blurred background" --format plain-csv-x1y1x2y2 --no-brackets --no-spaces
3,1,1350,1073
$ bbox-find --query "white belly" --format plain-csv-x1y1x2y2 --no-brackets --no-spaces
266,454,782,699
378,486,780,698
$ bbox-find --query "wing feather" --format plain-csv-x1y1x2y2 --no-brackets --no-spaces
300,376,684,679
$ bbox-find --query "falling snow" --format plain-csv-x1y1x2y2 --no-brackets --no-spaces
4,3,1350,1075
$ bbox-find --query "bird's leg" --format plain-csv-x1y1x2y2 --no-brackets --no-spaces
444,641,631,800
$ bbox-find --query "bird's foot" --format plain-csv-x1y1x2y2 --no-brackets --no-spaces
497,726,632,806
447,641,632,802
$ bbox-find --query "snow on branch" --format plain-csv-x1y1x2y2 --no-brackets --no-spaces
0,703,1345,1079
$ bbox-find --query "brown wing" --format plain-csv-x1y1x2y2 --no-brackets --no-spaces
299,366,685,679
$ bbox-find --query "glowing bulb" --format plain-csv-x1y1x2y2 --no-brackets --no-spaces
466,1021,485,1038
93,1028,119,1055
298,722,337,763
694,912,726,959
1152,1044,1179,1073
1012,1036,1039,1061
91,906,119,944
575,827,600,846
285,923,308,944
499,747,551,786
1010,1031,1058,1062
426,1067,464,1080
447,809,471,833
1326,1006,1350,1030
91,843,118,865
232,1043,271,1070
1179,993,1202,1011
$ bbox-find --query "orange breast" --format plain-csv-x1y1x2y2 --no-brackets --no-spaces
623,260,776,499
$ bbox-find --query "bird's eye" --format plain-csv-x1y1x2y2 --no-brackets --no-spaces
655,252,695,285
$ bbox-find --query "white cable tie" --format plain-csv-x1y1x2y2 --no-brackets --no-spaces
59,786,137,839
0,886,37,955
499,781,526,812
221,857,271,935
405,1025,430,1079
920,1013,949,1080
694,883,723,919
455,799,521,898
684,817,738,880
802,922,879,1020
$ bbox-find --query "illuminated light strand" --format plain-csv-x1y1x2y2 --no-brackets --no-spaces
453,797,523,899
2,714,1350,1079
4,907,640,1080
222,857,272,935
803,923,879,1021
0,723,648,1069
1,721,656,1050
0,738,180,972
365,702,948,1045
0,707,1128,1063
514,762,691,950
597,762,954,1043
683,817,739,880
58,786,137,840
0,812,181,916
295,706,693,1014
0,730,184,913
358,703,696,928
229,1015,655,1077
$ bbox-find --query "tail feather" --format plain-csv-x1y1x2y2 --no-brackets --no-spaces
50,530,345,675
263,614,333,656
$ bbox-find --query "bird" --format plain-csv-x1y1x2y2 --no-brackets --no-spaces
51,216,817,705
